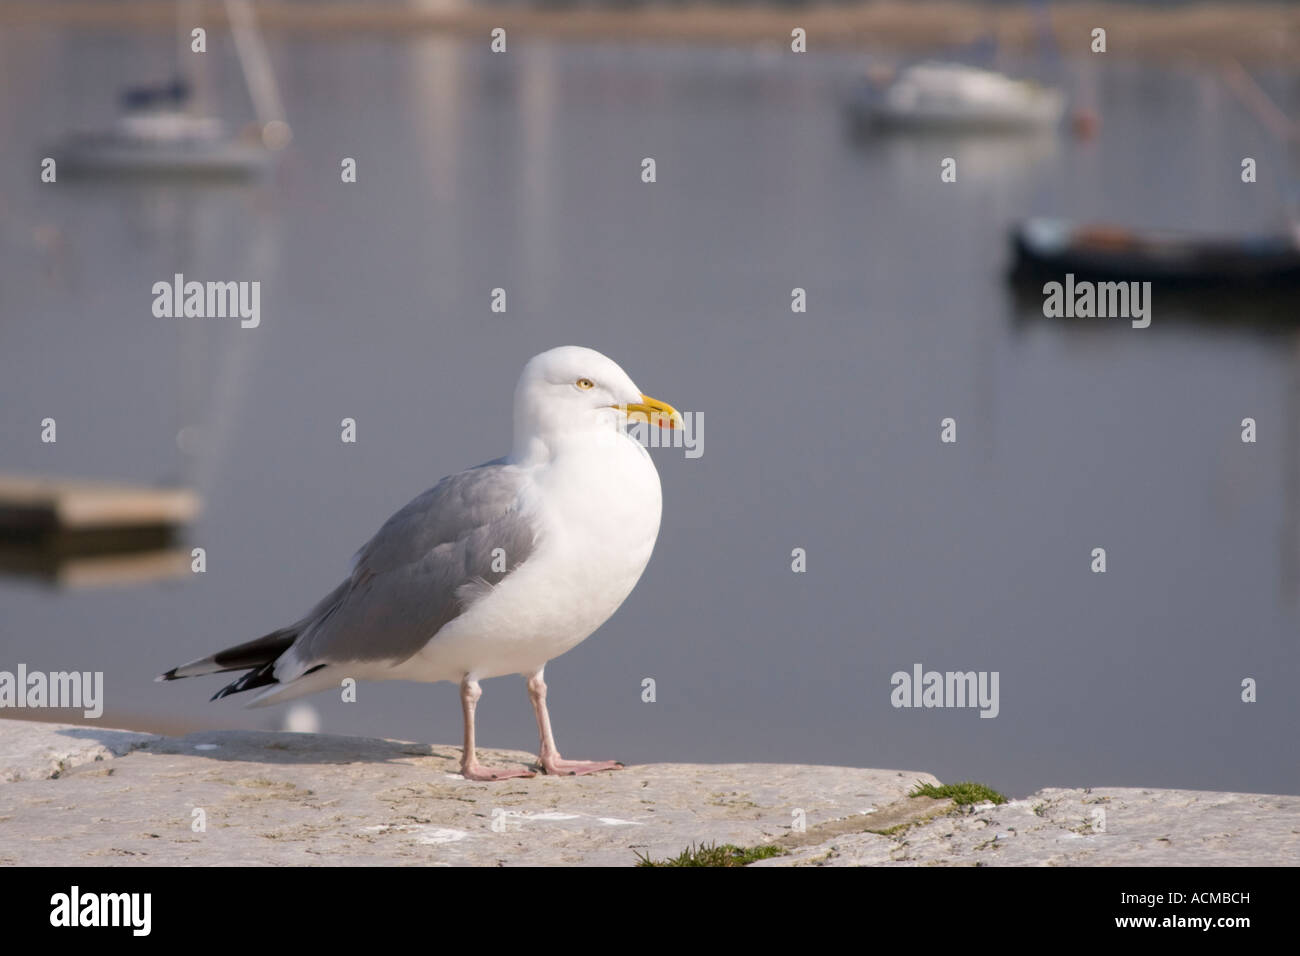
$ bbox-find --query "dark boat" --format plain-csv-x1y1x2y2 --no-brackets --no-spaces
1010,217,1300,289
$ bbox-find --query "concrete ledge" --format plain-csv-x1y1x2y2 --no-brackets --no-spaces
761,787,1300,867
1,720,1295,866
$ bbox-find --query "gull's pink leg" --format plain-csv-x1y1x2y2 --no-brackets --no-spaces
459,677,535,781
527,670,623,776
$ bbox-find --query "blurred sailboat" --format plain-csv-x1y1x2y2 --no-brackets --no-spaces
59,77,273,178
55,0,289,179
849,62,1066,133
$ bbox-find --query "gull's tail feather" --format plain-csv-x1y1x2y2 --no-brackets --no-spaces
157,581,348,705
156,627,300,700
244,664,336,708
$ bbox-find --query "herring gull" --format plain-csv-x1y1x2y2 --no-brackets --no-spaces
159,346,681,780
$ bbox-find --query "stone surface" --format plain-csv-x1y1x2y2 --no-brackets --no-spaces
0,719,153,783
0,720,933,866
759,788,1300,866
1,720,1295,866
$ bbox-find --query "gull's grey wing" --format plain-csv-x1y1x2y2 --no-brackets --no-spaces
280,459,537,676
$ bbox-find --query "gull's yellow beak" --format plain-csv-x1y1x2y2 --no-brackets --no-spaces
617,394,683,430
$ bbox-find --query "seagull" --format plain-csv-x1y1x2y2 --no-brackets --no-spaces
159,346,681,780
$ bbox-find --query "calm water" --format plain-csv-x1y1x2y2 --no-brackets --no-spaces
1,28,1297,798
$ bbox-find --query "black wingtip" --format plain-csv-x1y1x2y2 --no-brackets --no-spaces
210,663,281,701
155,669,178,683
210,680,252,702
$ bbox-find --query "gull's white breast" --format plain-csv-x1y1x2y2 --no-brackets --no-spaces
400,430,663,682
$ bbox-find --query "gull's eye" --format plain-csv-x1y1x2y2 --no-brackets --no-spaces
576,378,595,390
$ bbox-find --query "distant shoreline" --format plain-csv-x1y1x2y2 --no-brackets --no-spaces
3,1,1298,65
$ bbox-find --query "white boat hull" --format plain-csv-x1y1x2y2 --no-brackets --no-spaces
850,62,1066,133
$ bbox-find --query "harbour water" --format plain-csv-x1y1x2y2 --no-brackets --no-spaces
1,30,1296,797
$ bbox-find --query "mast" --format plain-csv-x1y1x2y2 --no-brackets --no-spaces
224,0,292,146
